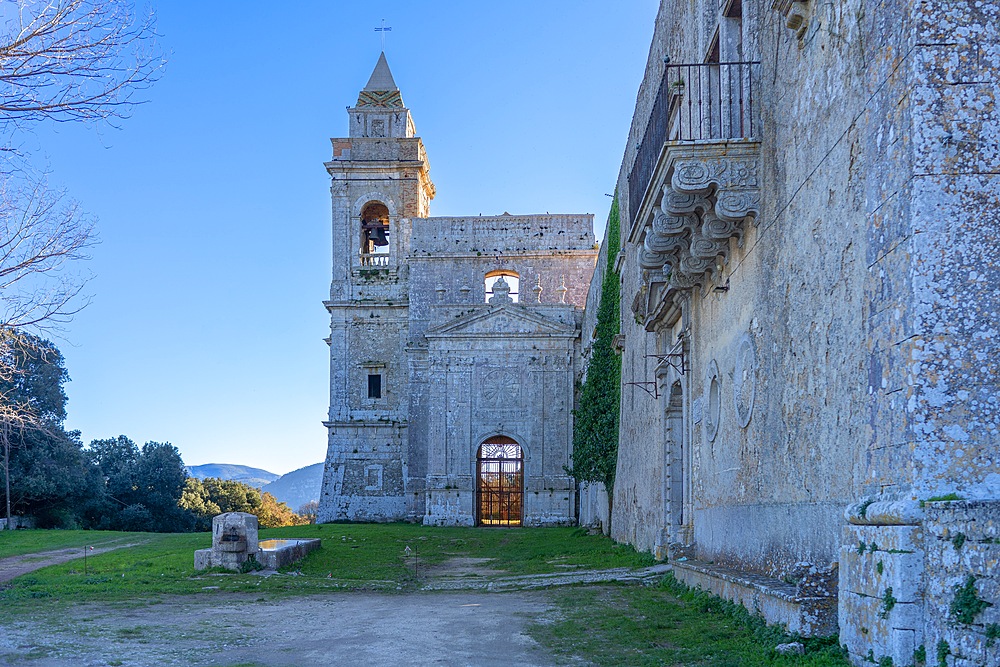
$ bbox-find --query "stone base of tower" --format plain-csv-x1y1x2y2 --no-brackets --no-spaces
317,422,409,523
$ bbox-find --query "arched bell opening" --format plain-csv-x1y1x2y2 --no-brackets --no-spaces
360,201,390,266
476,436,524,527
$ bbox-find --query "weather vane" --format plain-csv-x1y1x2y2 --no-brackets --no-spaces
374,19,392,51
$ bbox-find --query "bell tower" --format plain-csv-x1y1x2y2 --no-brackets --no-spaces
319,53,434,523
328,52,434,288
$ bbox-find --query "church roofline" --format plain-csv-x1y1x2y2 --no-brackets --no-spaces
416,213,595,222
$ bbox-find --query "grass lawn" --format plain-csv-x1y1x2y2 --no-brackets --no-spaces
0,526,851,665
0,529,140,559
0,524,654,605
534,574,850,667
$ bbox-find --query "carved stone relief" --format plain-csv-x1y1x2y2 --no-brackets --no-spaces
481,368,520,403
704,359,721,443
733,333,756,428
636,144,760,305
773,0,811,40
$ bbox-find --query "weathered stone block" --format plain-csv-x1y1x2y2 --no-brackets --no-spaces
194,512,260,572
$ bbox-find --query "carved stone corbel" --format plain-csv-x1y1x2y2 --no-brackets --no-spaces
631,142,760,324
772,0,810,40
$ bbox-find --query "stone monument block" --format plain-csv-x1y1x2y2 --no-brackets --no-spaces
193,512,260,571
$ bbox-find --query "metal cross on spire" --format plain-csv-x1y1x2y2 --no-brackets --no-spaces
374,19,392,51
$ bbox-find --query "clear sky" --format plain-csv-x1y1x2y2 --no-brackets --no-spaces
28,1,658,475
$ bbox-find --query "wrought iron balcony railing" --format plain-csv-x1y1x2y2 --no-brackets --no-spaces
629,61,760,225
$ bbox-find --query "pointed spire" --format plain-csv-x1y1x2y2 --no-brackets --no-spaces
357,52,404,108
364,52,398,91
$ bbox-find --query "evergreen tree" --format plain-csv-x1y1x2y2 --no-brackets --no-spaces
0,333,98,527
87,436,191,531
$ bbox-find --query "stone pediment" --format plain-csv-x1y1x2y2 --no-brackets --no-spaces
426,305,576,339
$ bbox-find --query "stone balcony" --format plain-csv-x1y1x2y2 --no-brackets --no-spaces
628,61,761,331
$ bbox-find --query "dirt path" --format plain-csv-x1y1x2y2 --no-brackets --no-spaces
0,592,561,667
0,551,665,665
0,540,141,583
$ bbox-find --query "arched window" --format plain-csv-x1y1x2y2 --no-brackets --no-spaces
360,202,390,266
476,436,523,526
484,270,519,303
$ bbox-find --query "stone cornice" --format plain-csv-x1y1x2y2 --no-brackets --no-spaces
324,300,410,312
406,250,598,261
425,303,578,339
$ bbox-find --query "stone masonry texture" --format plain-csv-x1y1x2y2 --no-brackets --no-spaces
577,0,1000,660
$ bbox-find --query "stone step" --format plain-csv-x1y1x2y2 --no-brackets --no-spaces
670,559,837,637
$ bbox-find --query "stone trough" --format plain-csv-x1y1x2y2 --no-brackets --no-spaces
194,512,320,571
257,538,321,570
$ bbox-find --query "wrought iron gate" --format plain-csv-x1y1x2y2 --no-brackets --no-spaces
476,437,523,527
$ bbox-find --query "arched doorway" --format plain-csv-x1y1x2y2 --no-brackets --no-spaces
476,436,523,526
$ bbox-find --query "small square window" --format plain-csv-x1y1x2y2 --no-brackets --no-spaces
367,374,382,399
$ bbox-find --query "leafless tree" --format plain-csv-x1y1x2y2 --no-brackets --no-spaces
1,167,94,333
0,0,163,528
0,0,162,334
0,0,162,335
0,166,93,530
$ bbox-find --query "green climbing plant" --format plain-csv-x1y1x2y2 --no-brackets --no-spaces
570,194,622,519
950,575,992,624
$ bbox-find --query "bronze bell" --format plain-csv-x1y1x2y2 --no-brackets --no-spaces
369,225,389,247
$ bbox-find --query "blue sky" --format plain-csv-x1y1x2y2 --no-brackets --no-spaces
29,1,658,475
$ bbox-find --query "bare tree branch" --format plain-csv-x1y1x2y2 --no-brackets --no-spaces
0,165,94,334
0,0,164,128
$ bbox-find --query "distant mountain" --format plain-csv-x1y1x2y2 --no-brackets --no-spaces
261,463,324,513
186,463,280,488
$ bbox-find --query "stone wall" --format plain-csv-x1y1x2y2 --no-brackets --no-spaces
611,0,875,572
318,422,407,523
0,516,35,530
840,500,1000,667
598,0,1000,658
923,501,1000,667
900,1,1000,501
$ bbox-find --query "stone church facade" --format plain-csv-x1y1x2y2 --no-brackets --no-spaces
582,0,1000,664
318,54,597,528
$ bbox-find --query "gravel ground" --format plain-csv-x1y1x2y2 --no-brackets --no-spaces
0,591,563,667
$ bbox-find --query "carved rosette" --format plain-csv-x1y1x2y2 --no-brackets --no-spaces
637,143,760,303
